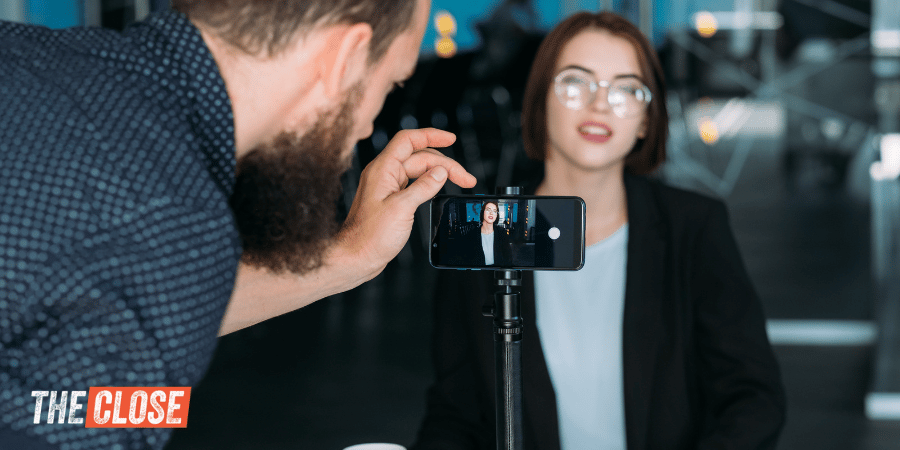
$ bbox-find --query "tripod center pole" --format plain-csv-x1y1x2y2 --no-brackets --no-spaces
493,269,523,450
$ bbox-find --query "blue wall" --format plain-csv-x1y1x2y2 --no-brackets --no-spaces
26,0,82,28
422,0,737,54
7,0,737,47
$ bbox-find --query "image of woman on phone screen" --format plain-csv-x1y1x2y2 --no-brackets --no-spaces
458,200,511,267
478,201,500,265
413,11,785,450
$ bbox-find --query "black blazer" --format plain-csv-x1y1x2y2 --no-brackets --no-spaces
412,175,786,450
456,226,513,267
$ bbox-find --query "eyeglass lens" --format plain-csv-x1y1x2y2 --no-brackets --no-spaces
554,69,650,118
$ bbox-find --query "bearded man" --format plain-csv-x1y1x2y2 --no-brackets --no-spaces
0,0,473,448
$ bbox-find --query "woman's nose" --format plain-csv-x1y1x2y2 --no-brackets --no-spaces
589,89,612,112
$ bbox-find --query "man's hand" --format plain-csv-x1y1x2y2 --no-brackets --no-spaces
336,128,476,281
220,128,475,335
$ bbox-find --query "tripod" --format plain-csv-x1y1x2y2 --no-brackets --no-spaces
483,269,524,450
481,186,525,450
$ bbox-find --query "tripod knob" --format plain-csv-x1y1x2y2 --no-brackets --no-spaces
496,186,522,196
496,327,522,335
494,270,522,287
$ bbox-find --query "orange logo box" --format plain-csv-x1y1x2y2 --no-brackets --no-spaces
85,387,191,428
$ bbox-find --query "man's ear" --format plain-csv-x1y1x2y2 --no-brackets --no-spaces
319,23,373,101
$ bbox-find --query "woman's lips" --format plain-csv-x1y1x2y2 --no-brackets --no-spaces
578,122,612,143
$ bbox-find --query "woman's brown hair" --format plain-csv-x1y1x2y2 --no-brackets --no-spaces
521,11,667,175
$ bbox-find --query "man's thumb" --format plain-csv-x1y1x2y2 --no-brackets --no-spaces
399,166,448,208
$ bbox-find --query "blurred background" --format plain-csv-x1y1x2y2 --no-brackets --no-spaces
3,0,900,448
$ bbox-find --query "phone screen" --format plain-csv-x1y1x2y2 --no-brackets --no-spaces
429,195,585,270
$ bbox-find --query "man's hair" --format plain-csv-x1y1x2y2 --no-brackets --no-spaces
172,0,418,62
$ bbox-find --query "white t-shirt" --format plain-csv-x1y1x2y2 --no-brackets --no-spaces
481,231,495,265
535,224,629,450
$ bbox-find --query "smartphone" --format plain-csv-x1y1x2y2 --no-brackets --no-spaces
429,195,586,270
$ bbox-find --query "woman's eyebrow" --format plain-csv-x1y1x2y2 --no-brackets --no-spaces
558,64,643,80
558,64,594,74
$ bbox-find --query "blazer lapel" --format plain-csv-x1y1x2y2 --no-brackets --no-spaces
520,272,562,450
622,175,667,450
515,175,665,450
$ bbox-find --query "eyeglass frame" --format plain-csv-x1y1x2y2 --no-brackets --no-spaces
552,67,653,117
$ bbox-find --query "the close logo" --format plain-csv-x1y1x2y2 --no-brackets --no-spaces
31,387,191,428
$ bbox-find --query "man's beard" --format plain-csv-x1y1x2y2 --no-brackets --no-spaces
230,87,360,275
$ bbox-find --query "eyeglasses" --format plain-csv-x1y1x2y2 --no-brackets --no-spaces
553,68,652,118
484,207,499,214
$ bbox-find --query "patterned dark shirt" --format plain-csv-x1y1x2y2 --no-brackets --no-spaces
0,11,241,449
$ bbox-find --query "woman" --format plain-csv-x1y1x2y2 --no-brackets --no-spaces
413,11,785,450
458,200,510,267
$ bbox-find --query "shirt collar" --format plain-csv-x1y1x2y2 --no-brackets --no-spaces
131,10,237,198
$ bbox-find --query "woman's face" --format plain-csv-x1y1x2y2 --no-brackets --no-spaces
545,30,648,174
483,203,498,225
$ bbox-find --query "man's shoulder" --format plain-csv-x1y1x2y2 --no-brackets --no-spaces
0,100,226,244
0,22,132,75
0,16,191,115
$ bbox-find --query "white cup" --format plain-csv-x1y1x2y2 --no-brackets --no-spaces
342,444,406,450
